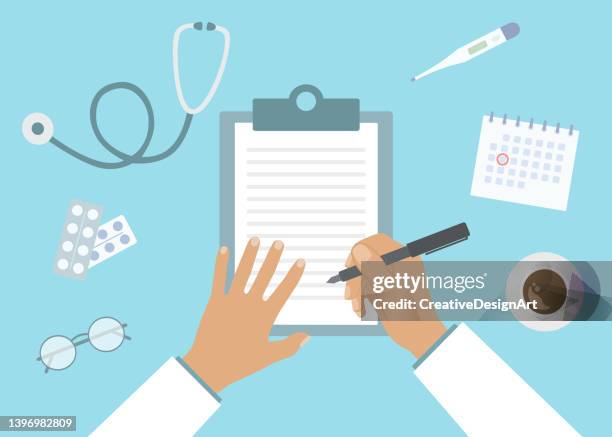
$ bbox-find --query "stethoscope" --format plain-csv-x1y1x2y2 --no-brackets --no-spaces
21,21,230,169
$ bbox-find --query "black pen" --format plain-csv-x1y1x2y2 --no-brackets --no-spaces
326,223,470,284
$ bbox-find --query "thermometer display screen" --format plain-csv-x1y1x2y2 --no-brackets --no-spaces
468,40,488,55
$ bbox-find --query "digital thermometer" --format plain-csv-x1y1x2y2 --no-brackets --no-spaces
411,22,520,82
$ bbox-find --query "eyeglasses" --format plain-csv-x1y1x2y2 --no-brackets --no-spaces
37,317,131,373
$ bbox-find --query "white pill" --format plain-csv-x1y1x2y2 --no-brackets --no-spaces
77,245,89,256
57,259,69,270
66,223,78,234
73,263,84,274
71,204,84,216
82,227,94,238
87,209,99,220
62,241,74,252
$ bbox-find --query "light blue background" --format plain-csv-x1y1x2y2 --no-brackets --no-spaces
1,1,610,435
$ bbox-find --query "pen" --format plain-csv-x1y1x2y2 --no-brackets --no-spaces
326,223,470,284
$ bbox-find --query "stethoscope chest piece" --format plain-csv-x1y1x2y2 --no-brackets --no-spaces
23,112,54,146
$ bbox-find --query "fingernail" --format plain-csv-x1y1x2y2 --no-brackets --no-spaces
273,240,284,250
300,336,310,347
353,244,372,260
296,258,305,268
250,237,260,246
219,246,228,254
352,300,360,312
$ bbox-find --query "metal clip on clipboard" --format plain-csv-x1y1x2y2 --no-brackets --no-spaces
253,84,360,131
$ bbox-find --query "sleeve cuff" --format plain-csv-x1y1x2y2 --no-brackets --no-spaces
91,358,221,436
176,356,222,403
413,324,458,369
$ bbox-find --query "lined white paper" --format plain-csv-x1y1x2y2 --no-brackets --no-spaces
234,123,379,325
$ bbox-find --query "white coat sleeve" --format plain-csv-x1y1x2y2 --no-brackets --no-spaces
413,324,579,437
91,357,221,437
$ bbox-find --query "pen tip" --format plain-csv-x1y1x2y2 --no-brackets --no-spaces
410,77,416,82
327,275,340,284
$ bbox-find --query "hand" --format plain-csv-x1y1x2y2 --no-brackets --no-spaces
184,238,309,392
344,234,447,359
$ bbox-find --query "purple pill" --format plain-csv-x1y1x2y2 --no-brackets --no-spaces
98,229,108,239
105,242,115,252
120,234,130,244
91,251,99,260
113,221,123,231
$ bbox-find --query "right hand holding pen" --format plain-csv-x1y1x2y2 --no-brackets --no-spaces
344,233,447,359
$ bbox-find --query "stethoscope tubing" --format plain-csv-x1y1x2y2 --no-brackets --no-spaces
49,82,193,169
43,21,227,169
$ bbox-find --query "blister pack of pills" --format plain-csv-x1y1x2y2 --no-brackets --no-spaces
89,215,138,268
54,200,103,279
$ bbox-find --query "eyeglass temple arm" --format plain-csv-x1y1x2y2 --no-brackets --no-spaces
99,323,131,340
35,354,51,373
121,323,131,340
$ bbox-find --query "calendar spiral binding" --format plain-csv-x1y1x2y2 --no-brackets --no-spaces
488,111,575,136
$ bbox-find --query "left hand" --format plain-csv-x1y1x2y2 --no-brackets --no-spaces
184,237,309,392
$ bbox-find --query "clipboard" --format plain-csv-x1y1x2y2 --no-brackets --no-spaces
220,85,392,335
